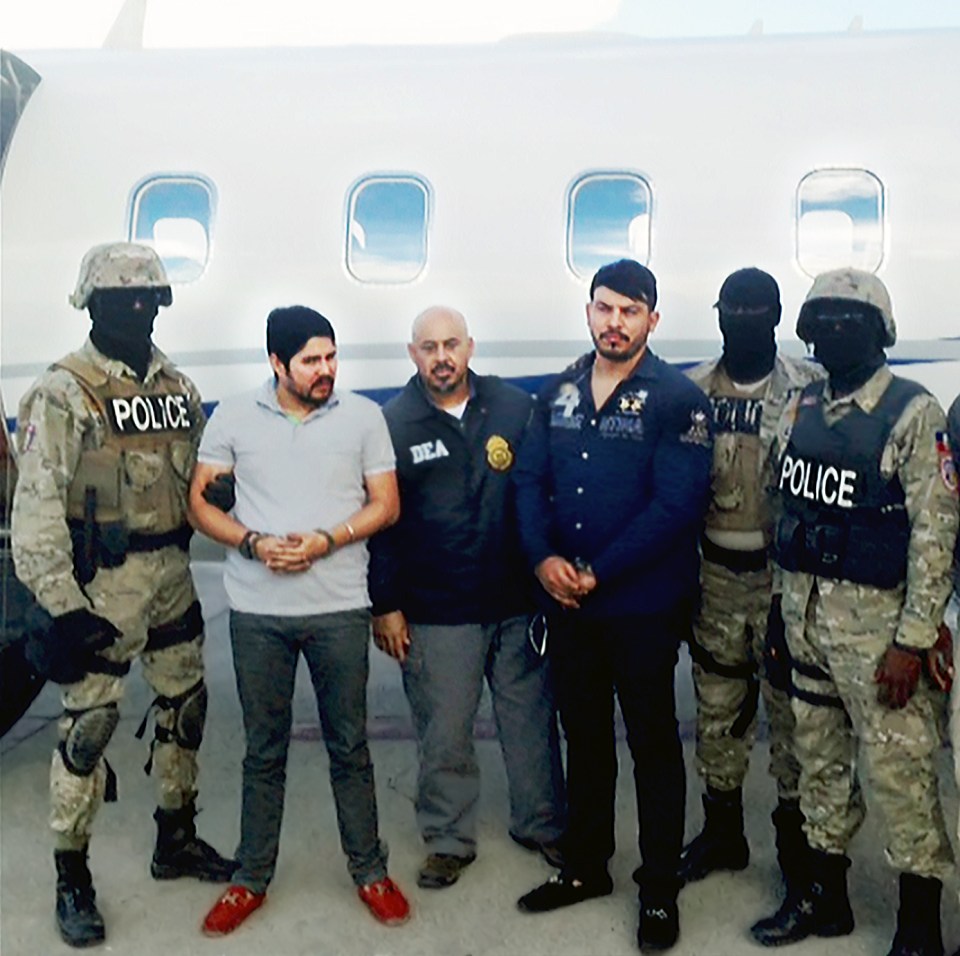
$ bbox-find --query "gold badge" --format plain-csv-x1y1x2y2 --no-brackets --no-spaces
486,434,514,472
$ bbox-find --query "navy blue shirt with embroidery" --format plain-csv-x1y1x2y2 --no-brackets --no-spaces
514,350,713,618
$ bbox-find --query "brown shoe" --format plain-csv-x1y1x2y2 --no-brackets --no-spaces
416,853,476,889
510,833,565,869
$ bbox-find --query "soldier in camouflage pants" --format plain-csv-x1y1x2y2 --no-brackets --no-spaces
683,269,822,893
752,268,957,956
12,244,235,949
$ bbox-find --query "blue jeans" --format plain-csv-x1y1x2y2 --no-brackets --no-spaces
401,615,566,857
229,609,387,893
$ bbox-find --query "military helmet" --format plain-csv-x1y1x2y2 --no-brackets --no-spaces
796,267,896,347
69,242,173,310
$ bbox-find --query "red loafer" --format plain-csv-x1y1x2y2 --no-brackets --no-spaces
201,884,266,936
357,876,411,926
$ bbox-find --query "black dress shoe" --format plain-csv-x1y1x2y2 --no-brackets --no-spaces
639,900,679,952
517,872,613,913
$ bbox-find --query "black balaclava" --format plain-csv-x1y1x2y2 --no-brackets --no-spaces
802,300,886,397
716,267,781,383
88,288,161,380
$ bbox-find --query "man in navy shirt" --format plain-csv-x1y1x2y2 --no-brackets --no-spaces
514,260,713,953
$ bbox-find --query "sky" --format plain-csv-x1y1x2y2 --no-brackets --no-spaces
2,0,959,49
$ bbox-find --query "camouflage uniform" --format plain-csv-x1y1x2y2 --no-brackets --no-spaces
13,340,206,851
942,394,960,873
775,365,957,879
687,355,822,799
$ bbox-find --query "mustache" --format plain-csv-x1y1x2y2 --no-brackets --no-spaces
431,363,456,374
311,375,335,388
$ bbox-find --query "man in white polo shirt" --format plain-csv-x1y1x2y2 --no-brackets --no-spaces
187,306,410,936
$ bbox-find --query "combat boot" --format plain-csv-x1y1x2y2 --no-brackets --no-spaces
54,848,105,948
750,848,854,947
886,873,943,956
677,786,749,884
151,800,238,882
635,869,681,952
772,798,810,894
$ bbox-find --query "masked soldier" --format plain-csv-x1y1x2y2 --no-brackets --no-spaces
11,243,236,948
682,269,822,893
751,268,957,956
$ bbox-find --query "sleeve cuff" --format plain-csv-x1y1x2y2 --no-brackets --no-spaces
894,614,937,651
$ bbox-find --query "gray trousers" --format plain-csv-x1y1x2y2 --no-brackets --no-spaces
401,615,566,857
229,609,388,893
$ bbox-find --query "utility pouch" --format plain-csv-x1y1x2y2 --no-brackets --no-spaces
804,520,846,573
773,513,802,570
97,522,129,569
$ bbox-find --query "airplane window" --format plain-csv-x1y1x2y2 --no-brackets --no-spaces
567,173,652,279
347,176,430,283
128,175,216,283
796,169,884,276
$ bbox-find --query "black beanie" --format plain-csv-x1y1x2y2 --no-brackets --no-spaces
266,306,336,367
715,268,781,322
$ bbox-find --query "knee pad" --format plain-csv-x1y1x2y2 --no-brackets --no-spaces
155,679,207,752
60,703,119,777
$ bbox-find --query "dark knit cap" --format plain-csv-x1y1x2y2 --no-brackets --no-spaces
715,268,781,315
589,259,658,309
266,306,336,367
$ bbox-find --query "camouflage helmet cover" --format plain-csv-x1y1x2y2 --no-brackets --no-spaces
69,242,173,310
797,267,896,347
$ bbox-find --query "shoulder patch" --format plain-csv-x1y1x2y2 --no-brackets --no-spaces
936,432,958,493
680,407,711,447
20,422,37,454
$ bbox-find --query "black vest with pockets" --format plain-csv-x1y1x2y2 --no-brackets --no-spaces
774,376,925,589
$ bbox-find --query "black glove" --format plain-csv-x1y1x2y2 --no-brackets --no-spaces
202,472,236,512
875,644,923,709
24,607,121,685
763,595,790,693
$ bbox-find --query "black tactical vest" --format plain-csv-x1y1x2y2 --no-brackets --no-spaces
774,376,925,589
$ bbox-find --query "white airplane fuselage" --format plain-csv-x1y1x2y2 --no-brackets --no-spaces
2,30,959,412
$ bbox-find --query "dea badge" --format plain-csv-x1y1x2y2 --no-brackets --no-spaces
486,434,514,472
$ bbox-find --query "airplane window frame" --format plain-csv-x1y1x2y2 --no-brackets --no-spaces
345,173,432,285
565,170,653,281
126,173,218,284
795,167,885,277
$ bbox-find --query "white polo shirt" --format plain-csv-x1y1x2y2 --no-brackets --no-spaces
198,379,396,615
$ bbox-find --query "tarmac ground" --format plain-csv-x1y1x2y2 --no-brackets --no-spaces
2,563,960,956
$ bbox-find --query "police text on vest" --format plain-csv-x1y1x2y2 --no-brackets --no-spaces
779,454,857,508
109,394,193,433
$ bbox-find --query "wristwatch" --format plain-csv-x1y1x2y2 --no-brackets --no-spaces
317,529,337,556
238,530,261,560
